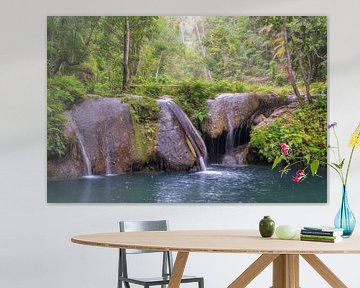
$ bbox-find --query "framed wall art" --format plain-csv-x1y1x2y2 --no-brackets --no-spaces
47,16,327,203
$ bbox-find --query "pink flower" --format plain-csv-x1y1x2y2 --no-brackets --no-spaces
296,170,305,175
280,143,289,155
293,170,305,183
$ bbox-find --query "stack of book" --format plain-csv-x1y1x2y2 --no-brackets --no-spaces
300,226,344,243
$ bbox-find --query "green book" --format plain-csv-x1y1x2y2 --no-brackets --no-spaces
300,234,340,240
300,236,342,243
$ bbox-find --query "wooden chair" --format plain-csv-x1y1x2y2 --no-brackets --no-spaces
118,220,204,288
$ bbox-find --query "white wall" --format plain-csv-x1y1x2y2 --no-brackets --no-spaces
1,0,360,287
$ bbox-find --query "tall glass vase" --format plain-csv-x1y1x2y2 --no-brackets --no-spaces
334,185,356,237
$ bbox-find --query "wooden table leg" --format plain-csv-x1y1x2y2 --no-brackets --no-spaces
301,254,347,288
228,254,279,288
272,254,299,288
168,252,189,288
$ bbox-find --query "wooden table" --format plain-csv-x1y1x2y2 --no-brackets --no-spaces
71,230,360,288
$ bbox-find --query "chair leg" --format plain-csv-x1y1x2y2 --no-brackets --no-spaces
199,278,204,288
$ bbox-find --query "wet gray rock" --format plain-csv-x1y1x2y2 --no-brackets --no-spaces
202,93,280,139
48,96,210,178
156,99,206,171
70,98,136,175
222,155,237,166
48,97,137,179
253,114,267,126
221,144,250,166
256,105,297,128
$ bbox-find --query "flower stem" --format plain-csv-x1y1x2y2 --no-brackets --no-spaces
344,129,360,185
345,145,356,185
321,161,344,183
332,127,345,182
333,127,342,161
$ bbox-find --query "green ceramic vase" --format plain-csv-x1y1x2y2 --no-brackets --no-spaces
259,216,275,237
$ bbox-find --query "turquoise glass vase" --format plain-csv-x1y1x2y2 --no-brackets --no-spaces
334,185,356,237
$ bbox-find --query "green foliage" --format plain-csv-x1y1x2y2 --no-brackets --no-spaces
136,17,205,81
121,94,160,163
47,75,86,158
47,16,327,161
47,16,327,95
133,82,163,98
173,80,238,121
259,16,327,84
129,79,326,122
275,74,287,86
310,82,327,95
250,97,327,163
132,121,158,163
195,109,208,123
288,16,327,82
47,105,67,159
177,80,211,104
47,16,100,77
120,95,160,123
48,75,86,107
310,159,320,176
272,155,286,169
203,16,270,81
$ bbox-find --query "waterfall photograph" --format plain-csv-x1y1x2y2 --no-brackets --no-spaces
47,16,327,203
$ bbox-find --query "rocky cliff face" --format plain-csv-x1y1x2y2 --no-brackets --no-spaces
202,93,279,139
48,98,138,179
48,96,208,179
156,98,207,171
201,93,280,165
71,98,136,175
47,93,284,179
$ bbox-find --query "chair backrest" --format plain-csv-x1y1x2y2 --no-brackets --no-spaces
119,220,169,254
120,220,168,232
118,220,173,283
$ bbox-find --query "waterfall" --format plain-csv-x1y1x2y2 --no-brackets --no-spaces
67,113,92,176
104,131,115,176
105,150,112,176
162,99,208,171
199,156,207,171
225,116,234,154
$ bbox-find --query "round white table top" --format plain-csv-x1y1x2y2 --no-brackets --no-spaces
71,230,360,254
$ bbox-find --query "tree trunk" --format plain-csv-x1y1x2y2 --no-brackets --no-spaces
155,52,163,79
282,17,302,102
123,17,130,90
297,50,313,103
179,16,186,44
290,34,314,103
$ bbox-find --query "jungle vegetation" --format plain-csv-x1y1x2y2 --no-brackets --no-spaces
47,16,327,161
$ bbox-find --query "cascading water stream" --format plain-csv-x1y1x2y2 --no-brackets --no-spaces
199,156,207,171
67,112,92,176
104,131,116,176
225,116,235,154
105,150,112,176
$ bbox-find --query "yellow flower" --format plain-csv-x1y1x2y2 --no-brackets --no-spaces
349,122,360,148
